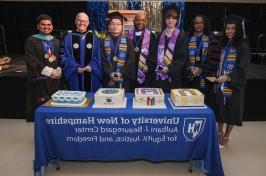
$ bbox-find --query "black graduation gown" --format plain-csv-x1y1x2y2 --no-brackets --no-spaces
25,36,61,122
183,35,212,89
100,35,135,92
153,31,188,93
215,42,250,126
133,30,157,88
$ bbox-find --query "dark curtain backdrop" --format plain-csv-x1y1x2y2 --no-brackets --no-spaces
0,1,266,55
0,2,88,55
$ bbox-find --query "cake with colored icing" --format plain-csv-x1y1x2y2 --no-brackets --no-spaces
170,89,204,107
51,90,86,105
134,88,164,107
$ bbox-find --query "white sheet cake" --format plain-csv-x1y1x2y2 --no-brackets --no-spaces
94,88,125,107
134,88,164,106
170,89,204,107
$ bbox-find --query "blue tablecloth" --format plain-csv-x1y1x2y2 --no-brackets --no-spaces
34,93,224,176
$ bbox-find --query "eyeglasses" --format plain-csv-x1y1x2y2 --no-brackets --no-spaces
76,19,88,23
110,23,122,27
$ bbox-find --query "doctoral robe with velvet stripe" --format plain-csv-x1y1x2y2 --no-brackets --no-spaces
183,34,209,90
60,31,102,92
202,37,222,110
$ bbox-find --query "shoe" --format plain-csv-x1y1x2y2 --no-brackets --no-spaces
219,144,225,149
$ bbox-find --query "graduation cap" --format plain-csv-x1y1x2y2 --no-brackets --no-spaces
224,14,249,38
108,11,128,24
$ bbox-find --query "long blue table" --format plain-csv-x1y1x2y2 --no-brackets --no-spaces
34,93,224,176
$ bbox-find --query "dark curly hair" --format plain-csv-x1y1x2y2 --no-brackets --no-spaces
221,22,245,47
188,14,211,36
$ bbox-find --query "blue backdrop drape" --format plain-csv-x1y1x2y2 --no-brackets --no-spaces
87,0,185,32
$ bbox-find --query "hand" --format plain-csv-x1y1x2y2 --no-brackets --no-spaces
56,67,62,78
113,76,121,82
77,67,84,74
161,66,169,73
143,65,148,73
57,70,62,78
51,69,60,79
216,75,228,83
191,67,201,76
84,65,92,72
111,72,121,82
194,67,202,76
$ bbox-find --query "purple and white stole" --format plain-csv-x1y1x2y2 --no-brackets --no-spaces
155,27,180,80
128,28,151,84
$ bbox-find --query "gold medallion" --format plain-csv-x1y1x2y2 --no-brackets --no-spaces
113,56,118,61
50,55,56,62
44,54,49,59
196,56,201,62
48,57,53,62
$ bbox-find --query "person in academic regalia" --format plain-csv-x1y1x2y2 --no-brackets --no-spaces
184,15,222,110
60,12,102,92
153,6,187,92
25,14,62,122
100,11,135,92
215,15,250,147
127,12,156,88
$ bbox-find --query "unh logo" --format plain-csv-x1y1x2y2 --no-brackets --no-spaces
183,118,206,141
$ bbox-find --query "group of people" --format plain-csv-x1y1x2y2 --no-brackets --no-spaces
25,7,250,148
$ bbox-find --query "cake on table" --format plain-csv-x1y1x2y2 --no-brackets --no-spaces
133,88,166,109
93,88,125,108
170,89,204,107
0,57,11,71
51,90,86,106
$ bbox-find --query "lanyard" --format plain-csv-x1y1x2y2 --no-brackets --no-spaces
41,40,54,54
